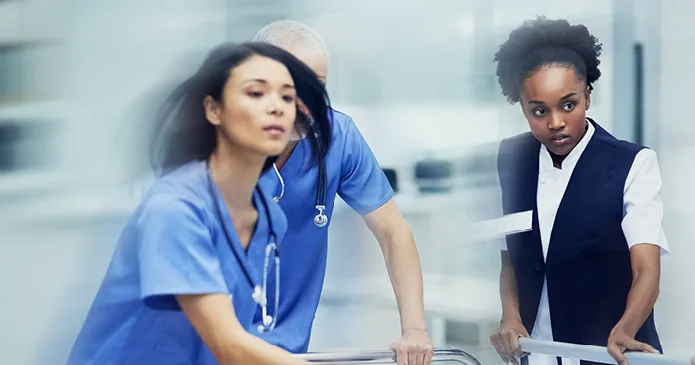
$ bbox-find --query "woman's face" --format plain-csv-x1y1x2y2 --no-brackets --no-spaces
204,55,297,157
519,65,591,156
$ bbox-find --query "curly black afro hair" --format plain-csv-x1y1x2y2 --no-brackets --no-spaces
493,16,603,104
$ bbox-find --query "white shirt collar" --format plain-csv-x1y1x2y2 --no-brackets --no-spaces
539,120,595,173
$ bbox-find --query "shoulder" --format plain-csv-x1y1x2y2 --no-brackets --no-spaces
498,132,539,169
591,120,646,157
137,161,211,223
499,132,538,152
329,108,358,139
330,108,355,126
629,148,661,177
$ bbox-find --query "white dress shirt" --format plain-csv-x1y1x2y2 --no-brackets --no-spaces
495,121,669,365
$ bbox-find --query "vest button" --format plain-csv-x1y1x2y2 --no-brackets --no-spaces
535,262,544,272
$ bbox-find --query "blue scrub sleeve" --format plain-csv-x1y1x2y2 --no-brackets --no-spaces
136,195,229,310
337,118,394,216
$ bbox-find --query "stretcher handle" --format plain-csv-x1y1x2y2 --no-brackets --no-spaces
296,347,482,364
519,338,690,365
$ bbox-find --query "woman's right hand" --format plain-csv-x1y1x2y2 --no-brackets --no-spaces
490,318,530,365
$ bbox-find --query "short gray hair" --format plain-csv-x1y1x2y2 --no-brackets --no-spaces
252,20,328,56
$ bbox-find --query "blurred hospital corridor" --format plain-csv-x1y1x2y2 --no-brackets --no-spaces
1,0,694,364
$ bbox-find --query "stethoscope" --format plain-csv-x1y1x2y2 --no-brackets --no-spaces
271,157,328,228
206,162,280,333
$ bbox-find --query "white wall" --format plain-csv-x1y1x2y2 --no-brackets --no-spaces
0,1,231,364
650,0,695,357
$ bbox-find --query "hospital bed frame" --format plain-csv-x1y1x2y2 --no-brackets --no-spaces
296,338,691,364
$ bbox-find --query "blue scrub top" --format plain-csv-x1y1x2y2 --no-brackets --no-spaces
67,160,288,365
256,109,394,353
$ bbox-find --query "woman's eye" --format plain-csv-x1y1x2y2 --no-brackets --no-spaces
533,108,546,117
563,103,575,111
282,95,296,103
248,91,263,98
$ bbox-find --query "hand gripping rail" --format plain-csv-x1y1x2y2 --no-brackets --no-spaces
296,347,482,364
520,338,691,365
294,340,692,365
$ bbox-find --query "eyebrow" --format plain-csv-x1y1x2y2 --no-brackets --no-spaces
527,92,578,105
243,79,295,89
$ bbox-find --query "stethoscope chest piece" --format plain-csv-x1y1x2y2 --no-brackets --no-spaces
272,157,330,228
314,205,328,227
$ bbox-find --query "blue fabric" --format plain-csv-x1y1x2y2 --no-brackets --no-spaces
66,160,288,365
256,109,394,352
497,119,662,363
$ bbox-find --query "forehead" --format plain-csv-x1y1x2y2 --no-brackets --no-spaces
522,66,584,101
228,55,294,85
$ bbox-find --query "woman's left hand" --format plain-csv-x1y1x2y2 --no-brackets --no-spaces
607,326,660,365
390,329,434,365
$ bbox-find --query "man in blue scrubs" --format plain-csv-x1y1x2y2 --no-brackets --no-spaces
252,20,434,365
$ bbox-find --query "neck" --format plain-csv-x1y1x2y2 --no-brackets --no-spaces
274,140,300,171
209,141,266,210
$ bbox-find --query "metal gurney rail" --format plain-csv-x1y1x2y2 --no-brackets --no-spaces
295,339,691,364
296,348,482,364
520,338,690,365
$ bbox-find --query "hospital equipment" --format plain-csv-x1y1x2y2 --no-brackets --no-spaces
207,163,280,333
295,339,690,365
271,158,328,228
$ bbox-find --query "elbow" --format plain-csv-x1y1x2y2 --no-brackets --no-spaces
377,224,411,251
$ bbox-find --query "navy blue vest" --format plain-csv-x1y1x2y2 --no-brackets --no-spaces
497,119,662,363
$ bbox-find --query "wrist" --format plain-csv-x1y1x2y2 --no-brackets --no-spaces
501,315,523,325
612,321,638,338
401,314,428,335
401,325,428,335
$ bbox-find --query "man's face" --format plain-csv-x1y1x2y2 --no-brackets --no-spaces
281,44,328,141
293,50,327,86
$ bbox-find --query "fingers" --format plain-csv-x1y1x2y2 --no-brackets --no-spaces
491,330,521,365
407,344,433,365
510,333,524,358
408,351,418,365
491,333,508,364
424,348,433,365
395,346,407,365
505,330,523,365
641,343,660,354
632,341,659,354
607,343,628,365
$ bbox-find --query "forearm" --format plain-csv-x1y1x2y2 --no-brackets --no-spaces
380,226,427,333
614,264,660,337
499,251,522,322
217,333,307,365
178,294,307,365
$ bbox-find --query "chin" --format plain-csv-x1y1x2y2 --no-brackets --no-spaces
549,143,575,156
262,142,289,157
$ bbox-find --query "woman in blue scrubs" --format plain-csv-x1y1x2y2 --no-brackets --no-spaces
67,42,332,365
489,17,667,365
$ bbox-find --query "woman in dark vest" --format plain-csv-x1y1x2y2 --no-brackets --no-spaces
488,17,668,365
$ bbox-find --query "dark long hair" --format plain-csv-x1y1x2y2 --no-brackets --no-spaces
149,42,332,175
